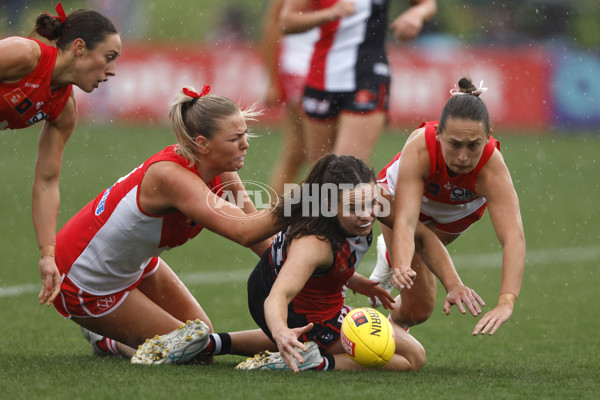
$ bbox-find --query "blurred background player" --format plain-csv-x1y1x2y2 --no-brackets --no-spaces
370,77,525,336
0,3,120,307
261,0,319,195
279,0,437,164
53,86,282,364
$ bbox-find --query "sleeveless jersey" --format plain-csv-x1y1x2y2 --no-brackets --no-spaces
263,227,372,322
307,0,390,92
56,145,223,295
0,38,72,130
280,28,319,76
378,121,500,224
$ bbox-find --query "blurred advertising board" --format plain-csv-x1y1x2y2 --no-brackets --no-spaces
75,42,596,131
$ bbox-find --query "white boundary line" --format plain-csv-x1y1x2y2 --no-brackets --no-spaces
1,245,598,298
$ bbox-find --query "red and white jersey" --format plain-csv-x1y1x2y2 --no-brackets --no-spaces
0,38,72,130
280,28,319,76
269,228,372,322
378,121,500,224
56,145,223,295
307,0,390,92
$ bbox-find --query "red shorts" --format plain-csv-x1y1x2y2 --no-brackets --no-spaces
419,202,487,234
278,71,307,105
53,257,160,319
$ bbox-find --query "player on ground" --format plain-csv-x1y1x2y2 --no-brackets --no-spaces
370,77,526,336
53,86,283,364
234,154,484,372
0,3,121,306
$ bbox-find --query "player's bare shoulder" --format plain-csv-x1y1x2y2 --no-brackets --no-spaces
0,37,41,82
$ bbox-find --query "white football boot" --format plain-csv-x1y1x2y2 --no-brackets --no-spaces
81,327,113,357
235,341,323,371
131,319,210,365
368,234,394,307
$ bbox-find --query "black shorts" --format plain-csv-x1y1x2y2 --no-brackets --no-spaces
247,250,352,351
302,83,389,120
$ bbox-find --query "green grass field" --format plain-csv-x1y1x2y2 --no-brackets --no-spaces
1,123,599,399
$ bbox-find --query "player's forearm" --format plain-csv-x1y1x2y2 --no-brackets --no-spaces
264,294,290,337
31,179,59,252
280,7,340,34
498,238,526,302
415,234,462,292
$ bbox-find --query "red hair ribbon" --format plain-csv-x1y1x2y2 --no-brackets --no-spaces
183,85,211,99
45,2,67,23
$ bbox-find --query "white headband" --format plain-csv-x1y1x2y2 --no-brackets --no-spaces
449,80,488,96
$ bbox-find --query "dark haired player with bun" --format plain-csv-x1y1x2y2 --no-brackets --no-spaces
370,77,526,336
0,3,121,306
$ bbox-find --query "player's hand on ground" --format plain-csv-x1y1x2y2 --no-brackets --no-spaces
390,8,425,41
274,323,314,373
38,256,61,306
443,283,485,317
391,265,416,291
472,301,513,336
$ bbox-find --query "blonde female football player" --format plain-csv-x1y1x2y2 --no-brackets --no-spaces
370,77,526,336
53,85,283,364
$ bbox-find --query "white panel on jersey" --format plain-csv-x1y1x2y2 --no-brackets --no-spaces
325,0,371,91
68,187,164,295
281,28,319,75
420,195,487,224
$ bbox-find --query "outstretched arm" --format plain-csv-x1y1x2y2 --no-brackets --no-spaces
264,236,332,372
219,171,275,256
414,222,485,317
390,131,429,291
347,272,395,310
140,163,283,248
34,93,77,306
472,151,525,335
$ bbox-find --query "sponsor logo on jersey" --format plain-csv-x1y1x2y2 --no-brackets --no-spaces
450,186,477,201
26,110,49,125
95,187,113,216
25,82,40,88
4,88,33,115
